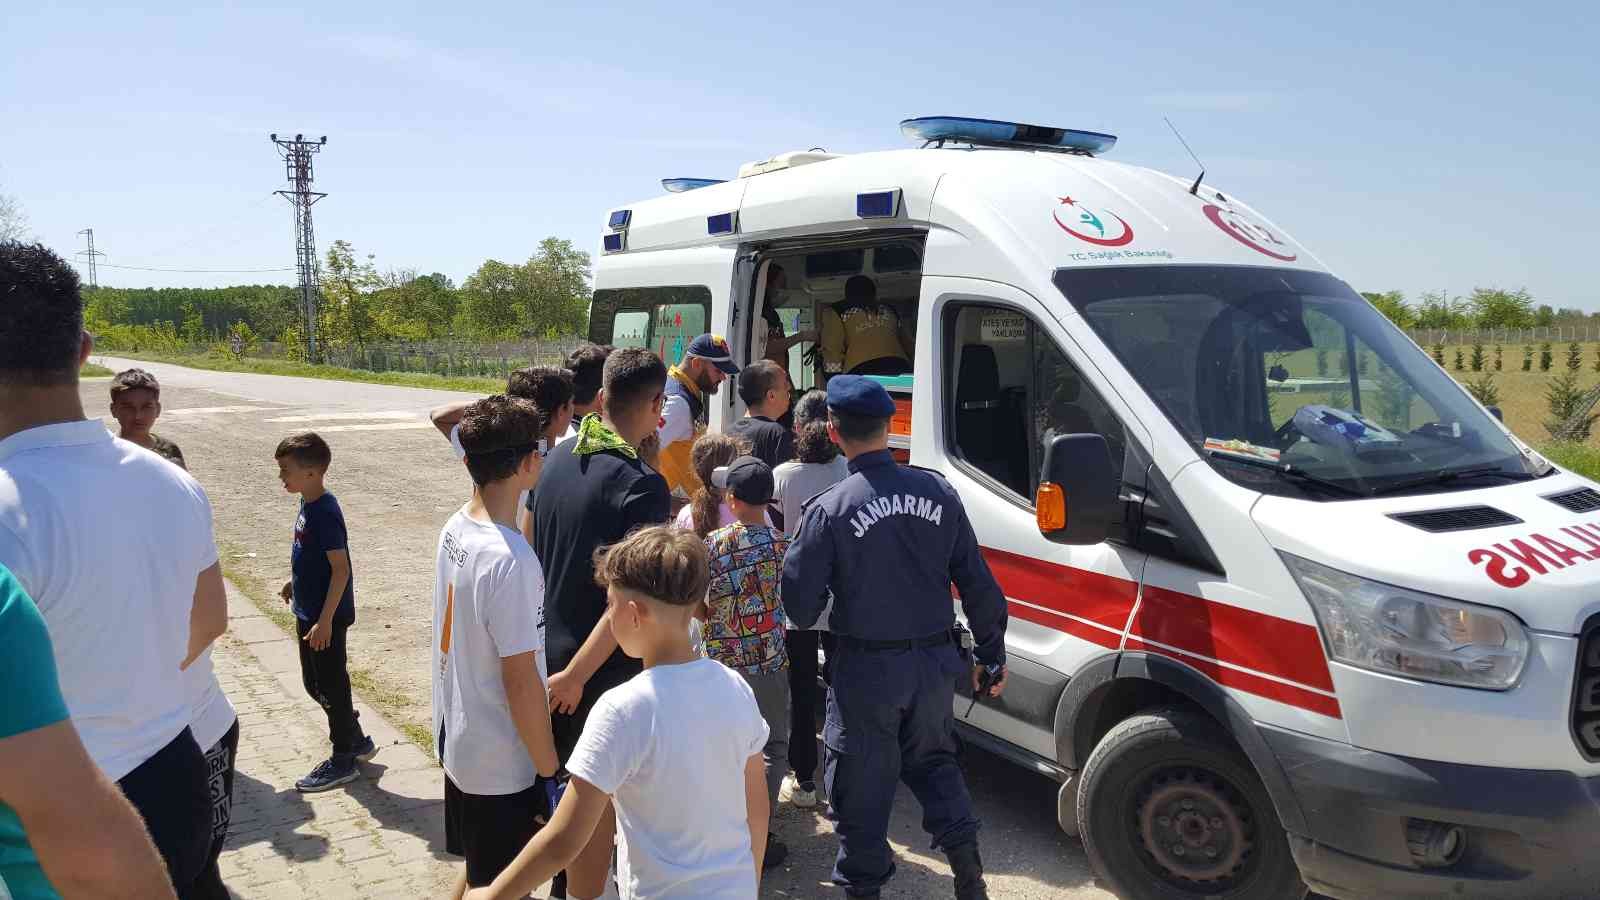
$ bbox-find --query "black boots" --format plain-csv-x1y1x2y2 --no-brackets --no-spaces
947,841,990,900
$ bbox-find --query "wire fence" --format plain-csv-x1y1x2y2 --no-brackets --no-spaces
1406,326,1600,346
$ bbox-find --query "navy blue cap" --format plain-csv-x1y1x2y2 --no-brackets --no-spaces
826,374,896,418
684,333,739,375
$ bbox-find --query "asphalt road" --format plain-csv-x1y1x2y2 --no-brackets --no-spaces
87,356,1115,900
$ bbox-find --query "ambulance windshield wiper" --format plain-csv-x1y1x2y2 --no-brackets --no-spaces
1367,464,1535,497
1205,452,1365,498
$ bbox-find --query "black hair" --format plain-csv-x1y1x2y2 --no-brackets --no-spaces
110,368,161,401
565,343,613,406
508,365,574,419
829,408,889,443
458,394,544,486
0,242,85,386
602,347,667,418
736,359,786,408
844,275,876,305
792,389,839,463
275,432,333,469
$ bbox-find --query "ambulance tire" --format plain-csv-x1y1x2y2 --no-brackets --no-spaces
1077,708,1306,900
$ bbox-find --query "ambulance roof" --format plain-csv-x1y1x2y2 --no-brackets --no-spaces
599,142,1330,286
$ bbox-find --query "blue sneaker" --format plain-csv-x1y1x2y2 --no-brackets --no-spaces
295,756,358,793
352,735,377,762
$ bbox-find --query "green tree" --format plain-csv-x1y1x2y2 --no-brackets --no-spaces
225,321,258,358
1593,345,1600,374
1523,344,1534,371
1545,371,1598,441
1467,287,1534,329
0,186,30,243
1569,342,1585,372
1315,349,1329,377
1464,372,1500,407
319,239,383,353
1432,342,1445,366
1453,347,1465,371
179,300,205,343
1494,344,1504,371
1361,290,1412,328
460,259,524,338
1540,341,1554,372
1469,341,1485,372
1535,305,1556,328
460,239,592,339
1414,291,1470,329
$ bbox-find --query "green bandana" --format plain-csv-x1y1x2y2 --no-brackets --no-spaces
573,412,637,459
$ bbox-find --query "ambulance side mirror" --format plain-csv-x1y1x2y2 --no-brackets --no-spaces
1035,434,1118,545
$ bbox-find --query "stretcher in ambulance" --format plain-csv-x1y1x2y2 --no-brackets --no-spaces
586,116,1600,900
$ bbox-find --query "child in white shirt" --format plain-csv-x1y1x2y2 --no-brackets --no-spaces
465,525,770,900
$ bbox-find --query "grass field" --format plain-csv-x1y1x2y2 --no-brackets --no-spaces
102,351,504,393
80,362,113,377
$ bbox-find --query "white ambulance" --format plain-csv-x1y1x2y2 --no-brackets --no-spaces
588,117,1600,899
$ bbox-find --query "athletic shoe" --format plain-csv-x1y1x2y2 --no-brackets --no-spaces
295,756,359,793
352,735,377,762
763,836,788,871
790,778,818,809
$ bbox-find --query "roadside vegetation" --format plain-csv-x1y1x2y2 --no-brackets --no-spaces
102,350,504,394
80,362,113,377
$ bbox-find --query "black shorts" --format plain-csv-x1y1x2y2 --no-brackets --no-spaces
444,775,545,887
117,726,213,894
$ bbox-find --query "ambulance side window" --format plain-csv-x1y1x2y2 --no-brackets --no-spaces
589,287,711,360
946,303,1127,502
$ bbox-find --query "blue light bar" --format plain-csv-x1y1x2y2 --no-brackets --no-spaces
707,212,737,235
602,232,625,253
857,190,900,219
900,116,1117,156
608,209,631,230
662,178,726,193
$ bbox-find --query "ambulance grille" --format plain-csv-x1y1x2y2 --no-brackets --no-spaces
1546,488,1600,514
1573,618,1600,762
1387,505,1521,533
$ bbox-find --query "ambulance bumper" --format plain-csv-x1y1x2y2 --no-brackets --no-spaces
1263,726,1600,900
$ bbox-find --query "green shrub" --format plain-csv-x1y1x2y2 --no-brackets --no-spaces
1464,372,1500,407
1540,342,1554,372
1544,371,1597,441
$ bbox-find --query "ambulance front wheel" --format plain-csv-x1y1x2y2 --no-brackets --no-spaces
1076,708,1306,900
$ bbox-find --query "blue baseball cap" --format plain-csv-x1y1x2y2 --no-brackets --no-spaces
684,333,739,375
826,374,896,418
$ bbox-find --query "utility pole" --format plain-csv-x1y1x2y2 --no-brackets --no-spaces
270,133,327,362
75,228,103,288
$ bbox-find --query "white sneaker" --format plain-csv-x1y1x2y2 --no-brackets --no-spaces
790,779,818,809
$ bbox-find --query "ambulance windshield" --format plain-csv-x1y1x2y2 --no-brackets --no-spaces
1055,265,1552,500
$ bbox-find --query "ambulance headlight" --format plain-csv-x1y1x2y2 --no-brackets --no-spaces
1281,554,1529,690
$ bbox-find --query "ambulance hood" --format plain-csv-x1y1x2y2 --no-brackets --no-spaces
1253,472,1600,634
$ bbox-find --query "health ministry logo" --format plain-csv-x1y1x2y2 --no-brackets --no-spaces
1053,196,1135,247
1203,203,1297,261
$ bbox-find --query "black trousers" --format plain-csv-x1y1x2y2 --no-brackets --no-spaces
190,719,241,900
118,727,212,897
787,629,836,786
295,618,365,755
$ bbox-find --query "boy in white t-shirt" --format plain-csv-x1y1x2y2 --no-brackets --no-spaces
466,526,770,900
433,394,563,897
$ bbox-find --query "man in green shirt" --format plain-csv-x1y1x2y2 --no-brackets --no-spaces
0,564,176,899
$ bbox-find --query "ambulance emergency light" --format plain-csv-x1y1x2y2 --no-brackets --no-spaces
662,178,726,193
900,116,1117,156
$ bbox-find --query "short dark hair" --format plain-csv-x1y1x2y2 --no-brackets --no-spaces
275,432,332,470
829,409,889,443
736,359,786,408
844,275,876,305
792,389,839,463
593,525,709,608
602,347,667,418
0,242,85,386
565,343,613,406
458,394,544,487
110,368,161,401
507,365,574,418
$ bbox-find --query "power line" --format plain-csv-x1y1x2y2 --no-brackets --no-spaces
93,262,295,273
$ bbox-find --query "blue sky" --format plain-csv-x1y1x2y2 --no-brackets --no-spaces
4,1,1596,308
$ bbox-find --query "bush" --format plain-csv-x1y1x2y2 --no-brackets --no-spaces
1540,342,1554,372
1544,371,1598,441
1523,344,1535,371
1432,342,1446,366
1569,341,1584,372
1470,342,1485,372
1453,347,1465,371
1494,344,1504,371
1594,345,1600,374
1464,372,1500,407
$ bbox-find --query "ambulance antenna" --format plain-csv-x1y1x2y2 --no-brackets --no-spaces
1164,117,1207,195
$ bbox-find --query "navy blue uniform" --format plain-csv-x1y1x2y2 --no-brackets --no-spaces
784,447,1007,894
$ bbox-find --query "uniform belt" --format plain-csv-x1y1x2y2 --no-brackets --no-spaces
836,631,953,652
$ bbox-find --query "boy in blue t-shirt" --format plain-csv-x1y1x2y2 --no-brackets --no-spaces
275,432,375,792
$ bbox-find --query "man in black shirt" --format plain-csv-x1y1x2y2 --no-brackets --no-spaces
727,360,795,469
528,347,670,900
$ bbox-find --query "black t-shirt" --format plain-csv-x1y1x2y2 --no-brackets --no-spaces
531,436,670,679
291,493,355,624
727,415,794,468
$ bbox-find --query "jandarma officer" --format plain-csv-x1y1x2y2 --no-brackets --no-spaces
782,375,1009,900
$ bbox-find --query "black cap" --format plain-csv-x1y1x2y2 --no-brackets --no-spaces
711,455,775,504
